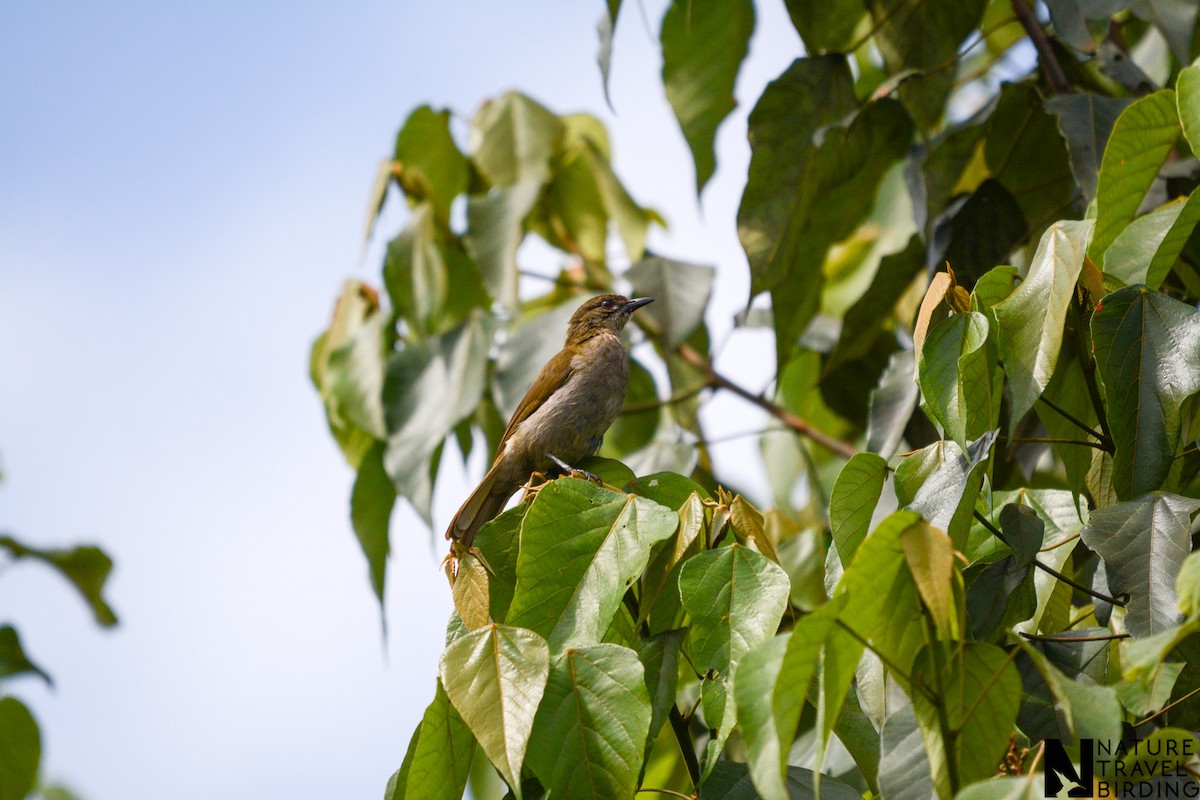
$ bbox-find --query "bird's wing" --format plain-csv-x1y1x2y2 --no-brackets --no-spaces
495,346,577,453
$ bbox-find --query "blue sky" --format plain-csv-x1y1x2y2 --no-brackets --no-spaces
0,3,795,797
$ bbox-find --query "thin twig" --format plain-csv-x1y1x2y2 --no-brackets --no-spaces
1018,631,1130,643
674,343,860,460
1005,436,1109,450
1011,0,1070,94
620,380,712,413
1135,685,1200,727
1037,396,1106,442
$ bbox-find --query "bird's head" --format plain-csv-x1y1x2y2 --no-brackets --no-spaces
565,294,654,344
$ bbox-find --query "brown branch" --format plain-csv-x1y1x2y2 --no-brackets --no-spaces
674,343,860,460
1011,0,1070,94
620,380,712,414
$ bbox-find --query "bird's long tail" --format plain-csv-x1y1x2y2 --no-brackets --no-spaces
445,462,514,548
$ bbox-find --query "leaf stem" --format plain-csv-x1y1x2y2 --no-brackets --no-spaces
1010,0,1070,94
1036,395,1106,441
1005,436,1109,450
1136,685,1200,727
972,510,1126,606
1018,631,1129,642
668,704,702,791
1068,292,1115,452
834,619,931,701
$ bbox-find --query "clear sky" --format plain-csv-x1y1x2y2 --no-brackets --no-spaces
0,3,796,797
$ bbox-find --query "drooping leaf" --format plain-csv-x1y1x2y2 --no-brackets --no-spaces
388,681,476,800
1090,286,1200,499
660,0,755,194
0,626,51,685
1104,199,1187,286
386,203,485,337
470,92,564,189
900,520,955,634
1046,92,1129,203
1090,90,1181,263
637,629,683,745
1080,493,1200,638
867,349,919,459
473,506,525,626
927,179,1028,287
506,480,676,651
918,311,995,446
993,220,1093,432
864,0,987,130
878,706,934,800
438,624,551,799
0,536,118,627
910,642,1021,798
642,492,706,634
894,430,997,551
452,551,491,632
526,644,651,800
627,255,714,347
782,0,864,53
464,180,542,312
829,452,888,564
393,105,469,218
0,696,39,800
678,543,791,675
383,314,495,521
350,441,394,612
1016,639,1122,751
596,0,622,109
1178,59,1200,156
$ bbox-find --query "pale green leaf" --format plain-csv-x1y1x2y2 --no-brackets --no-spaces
1178,59,1200,156
393,105,469,218
919,311,994,446
879,706,934,800
626,255,714,347
1103,198,1186,286
829,452,888,564
867,349,918,459
470,92,564,188
464,180,542,312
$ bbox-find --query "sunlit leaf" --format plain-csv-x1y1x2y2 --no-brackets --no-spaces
393,105,469,218
1178,59,1200,156
526,644,650,800
464,180,542,312
867,349,919,459
829,452,888,564
900,520,955,634
470,92,564,188
627,255,714,347
507,480,676,651
919,311,995,446
679,543,790,674
439,624,550,799
660,0,755,194
894,431,997,551
388,681,476,800
1090,286,1200,499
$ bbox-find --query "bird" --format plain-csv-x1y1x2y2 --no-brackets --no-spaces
445,293,654,548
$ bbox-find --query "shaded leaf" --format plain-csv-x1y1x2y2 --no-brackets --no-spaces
596,1,621,109
438,624,551,799
1090,286,1200,498
895,430,997,551
679,543,790,674
1046,92,1129,203
642,492,706,634
879,705,934,800
927,179,1027,287
388,681,476,800
660,0,755,193
465,180,542,312
0,626,51,686
386,203,485,337
627,255,714,347
1090,90,1181,263
350,441,394,612
474,506,525,626
637,629,683,745
700,761,862,800
526,644,651,800
0,696,39,800
1178,59,1200,156
867,349,919,459
1080,492,1200,638
507,480,676,651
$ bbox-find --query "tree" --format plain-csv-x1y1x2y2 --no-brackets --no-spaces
311,1,1200,798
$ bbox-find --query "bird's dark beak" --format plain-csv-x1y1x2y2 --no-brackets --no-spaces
624,297,654,313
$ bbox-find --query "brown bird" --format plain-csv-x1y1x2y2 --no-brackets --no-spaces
445,294,654,547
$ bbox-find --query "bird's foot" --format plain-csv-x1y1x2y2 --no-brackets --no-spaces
520,471,551,502
546,453,602,485
442,540,496,581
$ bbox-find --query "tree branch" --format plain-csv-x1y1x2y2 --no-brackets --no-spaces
1011,0,1070,94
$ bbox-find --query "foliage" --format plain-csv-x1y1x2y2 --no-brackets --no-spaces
313,1,1200,798
0,471,118,799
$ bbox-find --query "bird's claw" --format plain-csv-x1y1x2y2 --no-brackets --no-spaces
569,468,602,485
443,540,495,581
521,471,551,502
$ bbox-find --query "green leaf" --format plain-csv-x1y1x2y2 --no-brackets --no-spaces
895,431,997,551
678,543,791,674
350,441,394,612
911,642,1021,798
0,626,51,685
736,597,846,800
464,180,542,312
526,644,651,800
393,105,469,218
993,220,1093,433
900,521,955,634
452,551,491,632
506,480,676,651
836,511,928,684
625,472,713,509
626,255,714,347
829,452,888,564
700,673,737,778
867,349,919,459
388,681,476,800
919,311,995,446
636,629,683,745
474,506,525,626
1015,640,1122,750
1080,492,1200,638
964,505,1042,641
928,180,1027,288
471,92,564,188
1178,59,1200,156
0,536,118,627
642,492,706,634
1035,345,1101,504
1046,92,1129,203
700,760,862,800
596,1,621,109
1145,191,1200,289
1133,0,1197,63
660,0,755,194
438,624,550,799
737,55,856,291
383,314,495,521
782,0,864,53
1103,198,1187,286
954,777,1041,800
1177,550,1200,617
879,706,934,800
1090,90,1181,264
764,96,914,368
1090,286,1200,499
865,0,987,129
0,696,39,800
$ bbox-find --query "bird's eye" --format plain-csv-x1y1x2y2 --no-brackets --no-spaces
601,299,615,309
